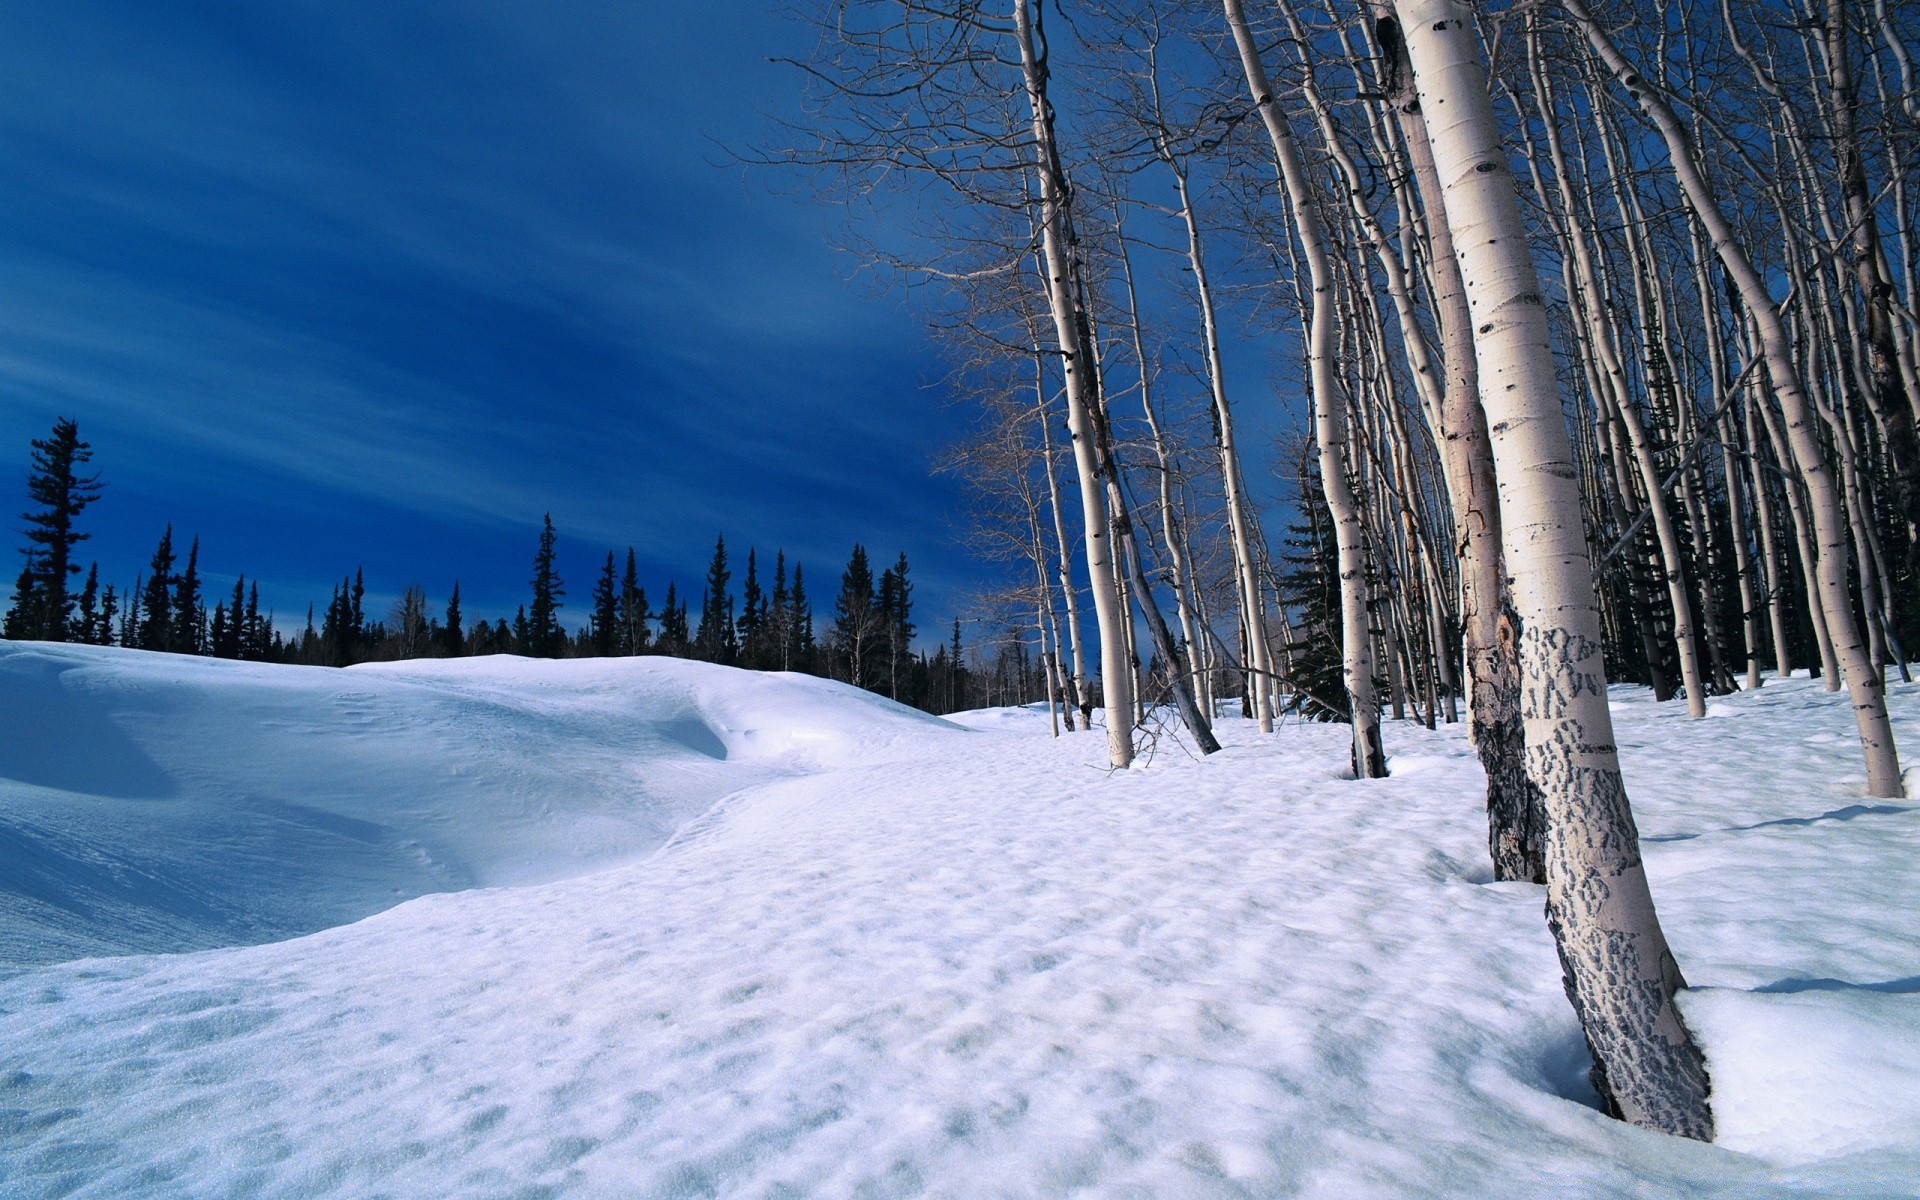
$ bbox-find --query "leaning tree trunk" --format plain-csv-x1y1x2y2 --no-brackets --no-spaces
1223,0,1384,777
1397,0,1713,1139
1014,0,1132,766
1562,0,1902,797
1375,4,1540,878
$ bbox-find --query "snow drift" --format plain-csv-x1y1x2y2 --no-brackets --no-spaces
2,645,1917,1197
0,641,957,971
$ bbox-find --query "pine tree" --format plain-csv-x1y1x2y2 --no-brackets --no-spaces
617,549,650,655
213,576,246,658
138,528,176,651
591,551,619,657
770,551,791,669
73,564,101,644
877,552,915,699
657,580,689,656
442,582,464,657
950,618,965,712
16,418,104,641
695,535,735,663
738,547,765,668
526,515,565,657
122,576,144,647
833,544,879,688
97,583,119,647
170,536,204,654
241,579,261,656
209,604,230,659
1275,457,1349,722
788,563,814,672
3,556,38,640
512,604,531,653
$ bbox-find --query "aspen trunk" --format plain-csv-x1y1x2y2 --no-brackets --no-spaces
1223,0,1384,777
1398,0,1713,1138
1826,1,1920,577
1014,0,1132,767
1165,159,1277,733
1033,345,1084,731
1563,0,1903,797
1375,5,1539,876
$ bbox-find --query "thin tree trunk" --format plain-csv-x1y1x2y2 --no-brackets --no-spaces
1014,0,1132,767
1376,3,1539,875
1564,0,1902,796
1224,0,1384,777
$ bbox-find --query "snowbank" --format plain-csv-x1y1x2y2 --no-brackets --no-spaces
2,648,1917,1197
0,642,957,971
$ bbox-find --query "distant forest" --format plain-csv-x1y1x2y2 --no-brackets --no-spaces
0,419,1064,716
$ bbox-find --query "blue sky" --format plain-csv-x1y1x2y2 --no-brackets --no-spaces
0,0,980,633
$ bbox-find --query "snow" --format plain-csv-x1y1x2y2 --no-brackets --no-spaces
2,644,1918,1197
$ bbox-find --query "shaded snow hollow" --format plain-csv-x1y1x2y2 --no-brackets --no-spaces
2,644,1918,1197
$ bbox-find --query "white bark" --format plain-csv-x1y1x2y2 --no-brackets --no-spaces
1397,0,1712,1138
1013,0,1133,768
1561,0,1901,796
1223,0,1384,776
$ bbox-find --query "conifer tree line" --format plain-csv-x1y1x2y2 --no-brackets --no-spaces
781,0,1919,1138
1,420,1019,713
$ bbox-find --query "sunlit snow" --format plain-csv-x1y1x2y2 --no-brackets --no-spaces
2,643,1916,1197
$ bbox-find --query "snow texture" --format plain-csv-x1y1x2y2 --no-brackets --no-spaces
2,643,1917,1197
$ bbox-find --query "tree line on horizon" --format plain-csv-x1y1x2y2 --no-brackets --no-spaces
0,417,1064,716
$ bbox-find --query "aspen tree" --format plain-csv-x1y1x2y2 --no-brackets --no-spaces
1013,0,1134,767
1374,4,1540,876
1222,0,1384,777
1563,0,1903,797
1395,0,1713,1137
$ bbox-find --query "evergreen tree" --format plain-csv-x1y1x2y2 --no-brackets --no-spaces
526,515,565,657
442,582,464,657
137,528,176,651
657,580,689,655
618,548,650,655
877,552,915,699
121,576,144,647
1275,459,1349,722
97,583,119,647
3,556,37,640
16,417,104,641
788,563,814,672
73,564,101,644
243,583,262,659
770,551,791,669
212,576,246,658
209,604,230,659
950,618,966,712
350,568,366,635
695,535,736,663
833,544,880,688
170,536,204,654
512,605,531,652
738,548,765,668
591,551,619,657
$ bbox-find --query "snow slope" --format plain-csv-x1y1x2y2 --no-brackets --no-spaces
0,642,954,971
2,647,1917,1198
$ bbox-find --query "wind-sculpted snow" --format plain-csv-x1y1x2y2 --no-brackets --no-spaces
1,655,1917,1196
0,643,957,971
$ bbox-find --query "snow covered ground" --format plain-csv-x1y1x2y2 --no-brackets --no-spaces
2,643,1917,1197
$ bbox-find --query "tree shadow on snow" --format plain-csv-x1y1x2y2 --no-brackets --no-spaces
1754,975,1920,995
1644,803,1914,843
